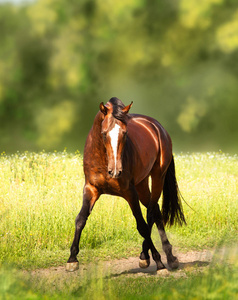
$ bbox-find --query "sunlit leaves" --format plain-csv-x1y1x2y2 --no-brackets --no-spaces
179,0,224,29
216,10,238,53
0,0,238,152
26,0,57,35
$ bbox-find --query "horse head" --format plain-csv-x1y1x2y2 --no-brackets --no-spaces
99,99,133,178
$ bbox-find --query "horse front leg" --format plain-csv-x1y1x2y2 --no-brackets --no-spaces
139,202,156,269
124,185,165,271
66,183,100,272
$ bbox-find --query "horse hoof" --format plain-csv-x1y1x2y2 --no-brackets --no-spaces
66,261,79,272
139,258,150,269
168,257,179,270
157,268,170,276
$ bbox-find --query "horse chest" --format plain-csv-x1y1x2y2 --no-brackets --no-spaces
87,171,129,196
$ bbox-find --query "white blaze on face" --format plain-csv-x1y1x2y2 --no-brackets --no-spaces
109,123,120,172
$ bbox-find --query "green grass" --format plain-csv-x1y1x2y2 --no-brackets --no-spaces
0,150,142,269
0,151,237,299
0,151,237,269
167,152,238,250
1,247,237,299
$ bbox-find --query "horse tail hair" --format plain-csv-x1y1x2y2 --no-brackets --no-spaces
162,155,186,227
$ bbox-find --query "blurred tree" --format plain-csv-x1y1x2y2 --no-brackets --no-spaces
0,0,237,152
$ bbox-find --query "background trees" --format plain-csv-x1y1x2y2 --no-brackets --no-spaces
0,0,237,152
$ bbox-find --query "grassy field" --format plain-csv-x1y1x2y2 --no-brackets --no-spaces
0,151,237,299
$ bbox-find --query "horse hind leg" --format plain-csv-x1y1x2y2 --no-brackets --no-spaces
151,168,179,270
136,178,165,270
125,185,165,271
154,205,179,269
140,201,179,270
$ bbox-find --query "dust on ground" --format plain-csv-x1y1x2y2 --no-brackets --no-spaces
25,247,237,284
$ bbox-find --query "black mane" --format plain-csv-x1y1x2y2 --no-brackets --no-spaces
109,97,129,123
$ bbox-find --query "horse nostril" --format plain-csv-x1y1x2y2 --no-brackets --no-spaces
108,170,122,178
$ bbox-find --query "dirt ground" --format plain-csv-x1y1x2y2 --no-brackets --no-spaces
27,248,230,282
20,246,238,294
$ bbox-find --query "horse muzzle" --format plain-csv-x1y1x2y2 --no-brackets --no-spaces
108,169,122,178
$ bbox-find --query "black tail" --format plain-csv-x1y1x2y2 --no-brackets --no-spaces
162,155,186,227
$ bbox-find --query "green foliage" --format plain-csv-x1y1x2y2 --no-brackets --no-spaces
0,0,238,152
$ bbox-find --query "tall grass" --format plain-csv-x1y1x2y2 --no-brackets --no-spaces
0,151,237,269
169,152,238,249
0,151,140,268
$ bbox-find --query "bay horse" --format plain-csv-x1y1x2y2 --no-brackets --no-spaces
66,97,186,272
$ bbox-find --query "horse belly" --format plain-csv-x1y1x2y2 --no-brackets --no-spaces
128,123,159,185
133,144,157,185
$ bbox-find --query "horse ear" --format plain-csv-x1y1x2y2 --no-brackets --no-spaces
122,101,133,114
99,102,107,115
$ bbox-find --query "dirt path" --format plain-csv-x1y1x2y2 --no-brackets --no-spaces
27,248,223,283
21,246,238,294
